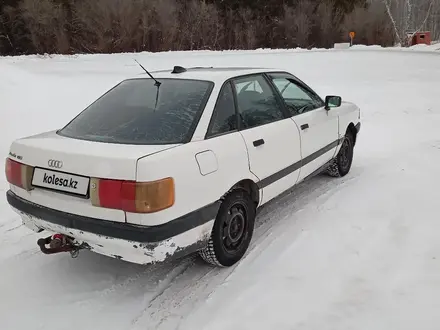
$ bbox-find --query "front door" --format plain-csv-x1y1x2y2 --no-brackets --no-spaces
231,74,302,205
267,73,339,182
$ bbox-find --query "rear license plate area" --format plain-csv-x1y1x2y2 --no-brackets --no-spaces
32,167,90,197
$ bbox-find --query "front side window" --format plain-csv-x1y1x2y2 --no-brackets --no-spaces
271,77,324,116
232,74,285,129
57,78,213,145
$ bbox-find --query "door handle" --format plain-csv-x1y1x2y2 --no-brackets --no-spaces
301,123,309,130
253,139,265,147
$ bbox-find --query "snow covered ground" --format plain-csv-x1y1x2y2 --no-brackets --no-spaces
1,46,440,330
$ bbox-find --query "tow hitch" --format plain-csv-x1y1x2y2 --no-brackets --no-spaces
37,234,86,258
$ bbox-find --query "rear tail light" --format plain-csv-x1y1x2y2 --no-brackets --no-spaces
5,158,34,191
90,177,175,213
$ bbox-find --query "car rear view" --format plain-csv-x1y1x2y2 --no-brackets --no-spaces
5,76,214,263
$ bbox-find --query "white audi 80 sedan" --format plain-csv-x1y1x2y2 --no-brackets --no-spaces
5,66,361,267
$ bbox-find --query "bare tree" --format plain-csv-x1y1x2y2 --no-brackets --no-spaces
316,1,344,47
382,0,435,45
72,0,156,53
19,0,70,53
151,0,179,51
2,0,435,56
282,0,313,48
0,16,14,50
419,0,440,40
233,7,257,49
282,5,297,48
240,8,257,49
178,0,224,50
343,1,394,46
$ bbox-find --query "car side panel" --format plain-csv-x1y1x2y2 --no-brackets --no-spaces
238,119,302,205
333,101,361,154
293,106,340,183
337,101,361,130
263,71,339,184
128,132,257,226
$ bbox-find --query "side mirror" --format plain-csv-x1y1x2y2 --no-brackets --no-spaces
325,95,342,110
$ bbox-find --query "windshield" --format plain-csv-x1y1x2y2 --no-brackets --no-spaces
57,78,214,145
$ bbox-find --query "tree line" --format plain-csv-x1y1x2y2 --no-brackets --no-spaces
0,0,438,56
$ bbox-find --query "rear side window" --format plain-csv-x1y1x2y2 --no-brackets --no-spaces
57,78,213,145
207,82,237,137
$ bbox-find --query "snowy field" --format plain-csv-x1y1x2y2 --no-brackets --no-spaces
1,45,440,330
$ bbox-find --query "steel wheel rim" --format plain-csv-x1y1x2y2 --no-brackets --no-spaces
339,138,352,170
222,202,248,254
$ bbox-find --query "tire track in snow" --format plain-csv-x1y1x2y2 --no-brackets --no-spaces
130,259,227,330
71,256,193,312
129,259,198,328
5,223,23,232
5,247,41,262
129,172,362,329
0,213,22,232
0,224,39,261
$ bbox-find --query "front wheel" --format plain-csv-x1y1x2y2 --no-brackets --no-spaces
326,131,354,177
199,189,256,267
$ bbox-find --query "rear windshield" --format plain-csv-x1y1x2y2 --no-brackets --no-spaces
57,78,214,145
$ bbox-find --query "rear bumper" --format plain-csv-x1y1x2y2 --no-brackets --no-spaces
6,190,217,264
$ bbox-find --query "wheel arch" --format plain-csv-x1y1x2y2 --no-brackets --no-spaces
346,122,358,146
224,179,260,207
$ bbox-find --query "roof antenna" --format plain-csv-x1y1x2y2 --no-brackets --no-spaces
134,59,161,86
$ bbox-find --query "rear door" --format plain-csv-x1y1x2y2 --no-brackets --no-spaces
267,73,339,182
231,73,302,205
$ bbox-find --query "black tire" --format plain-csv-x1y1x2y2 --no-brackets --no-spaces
326,131,354,177
199,189,256,267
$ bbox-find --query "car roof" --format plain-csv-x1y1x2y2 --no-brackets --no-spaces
129,66,288,83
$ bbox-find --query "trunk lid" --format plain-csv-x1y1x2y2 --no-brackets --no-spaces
8,130,179,223
10,130,179,181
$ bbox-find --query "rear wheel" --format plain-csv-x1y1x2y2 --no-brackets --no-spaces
199,189,256,267
326,131,354,177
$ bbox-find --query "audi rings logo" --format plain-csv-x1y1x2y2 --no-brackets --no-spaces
48,159,63,169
